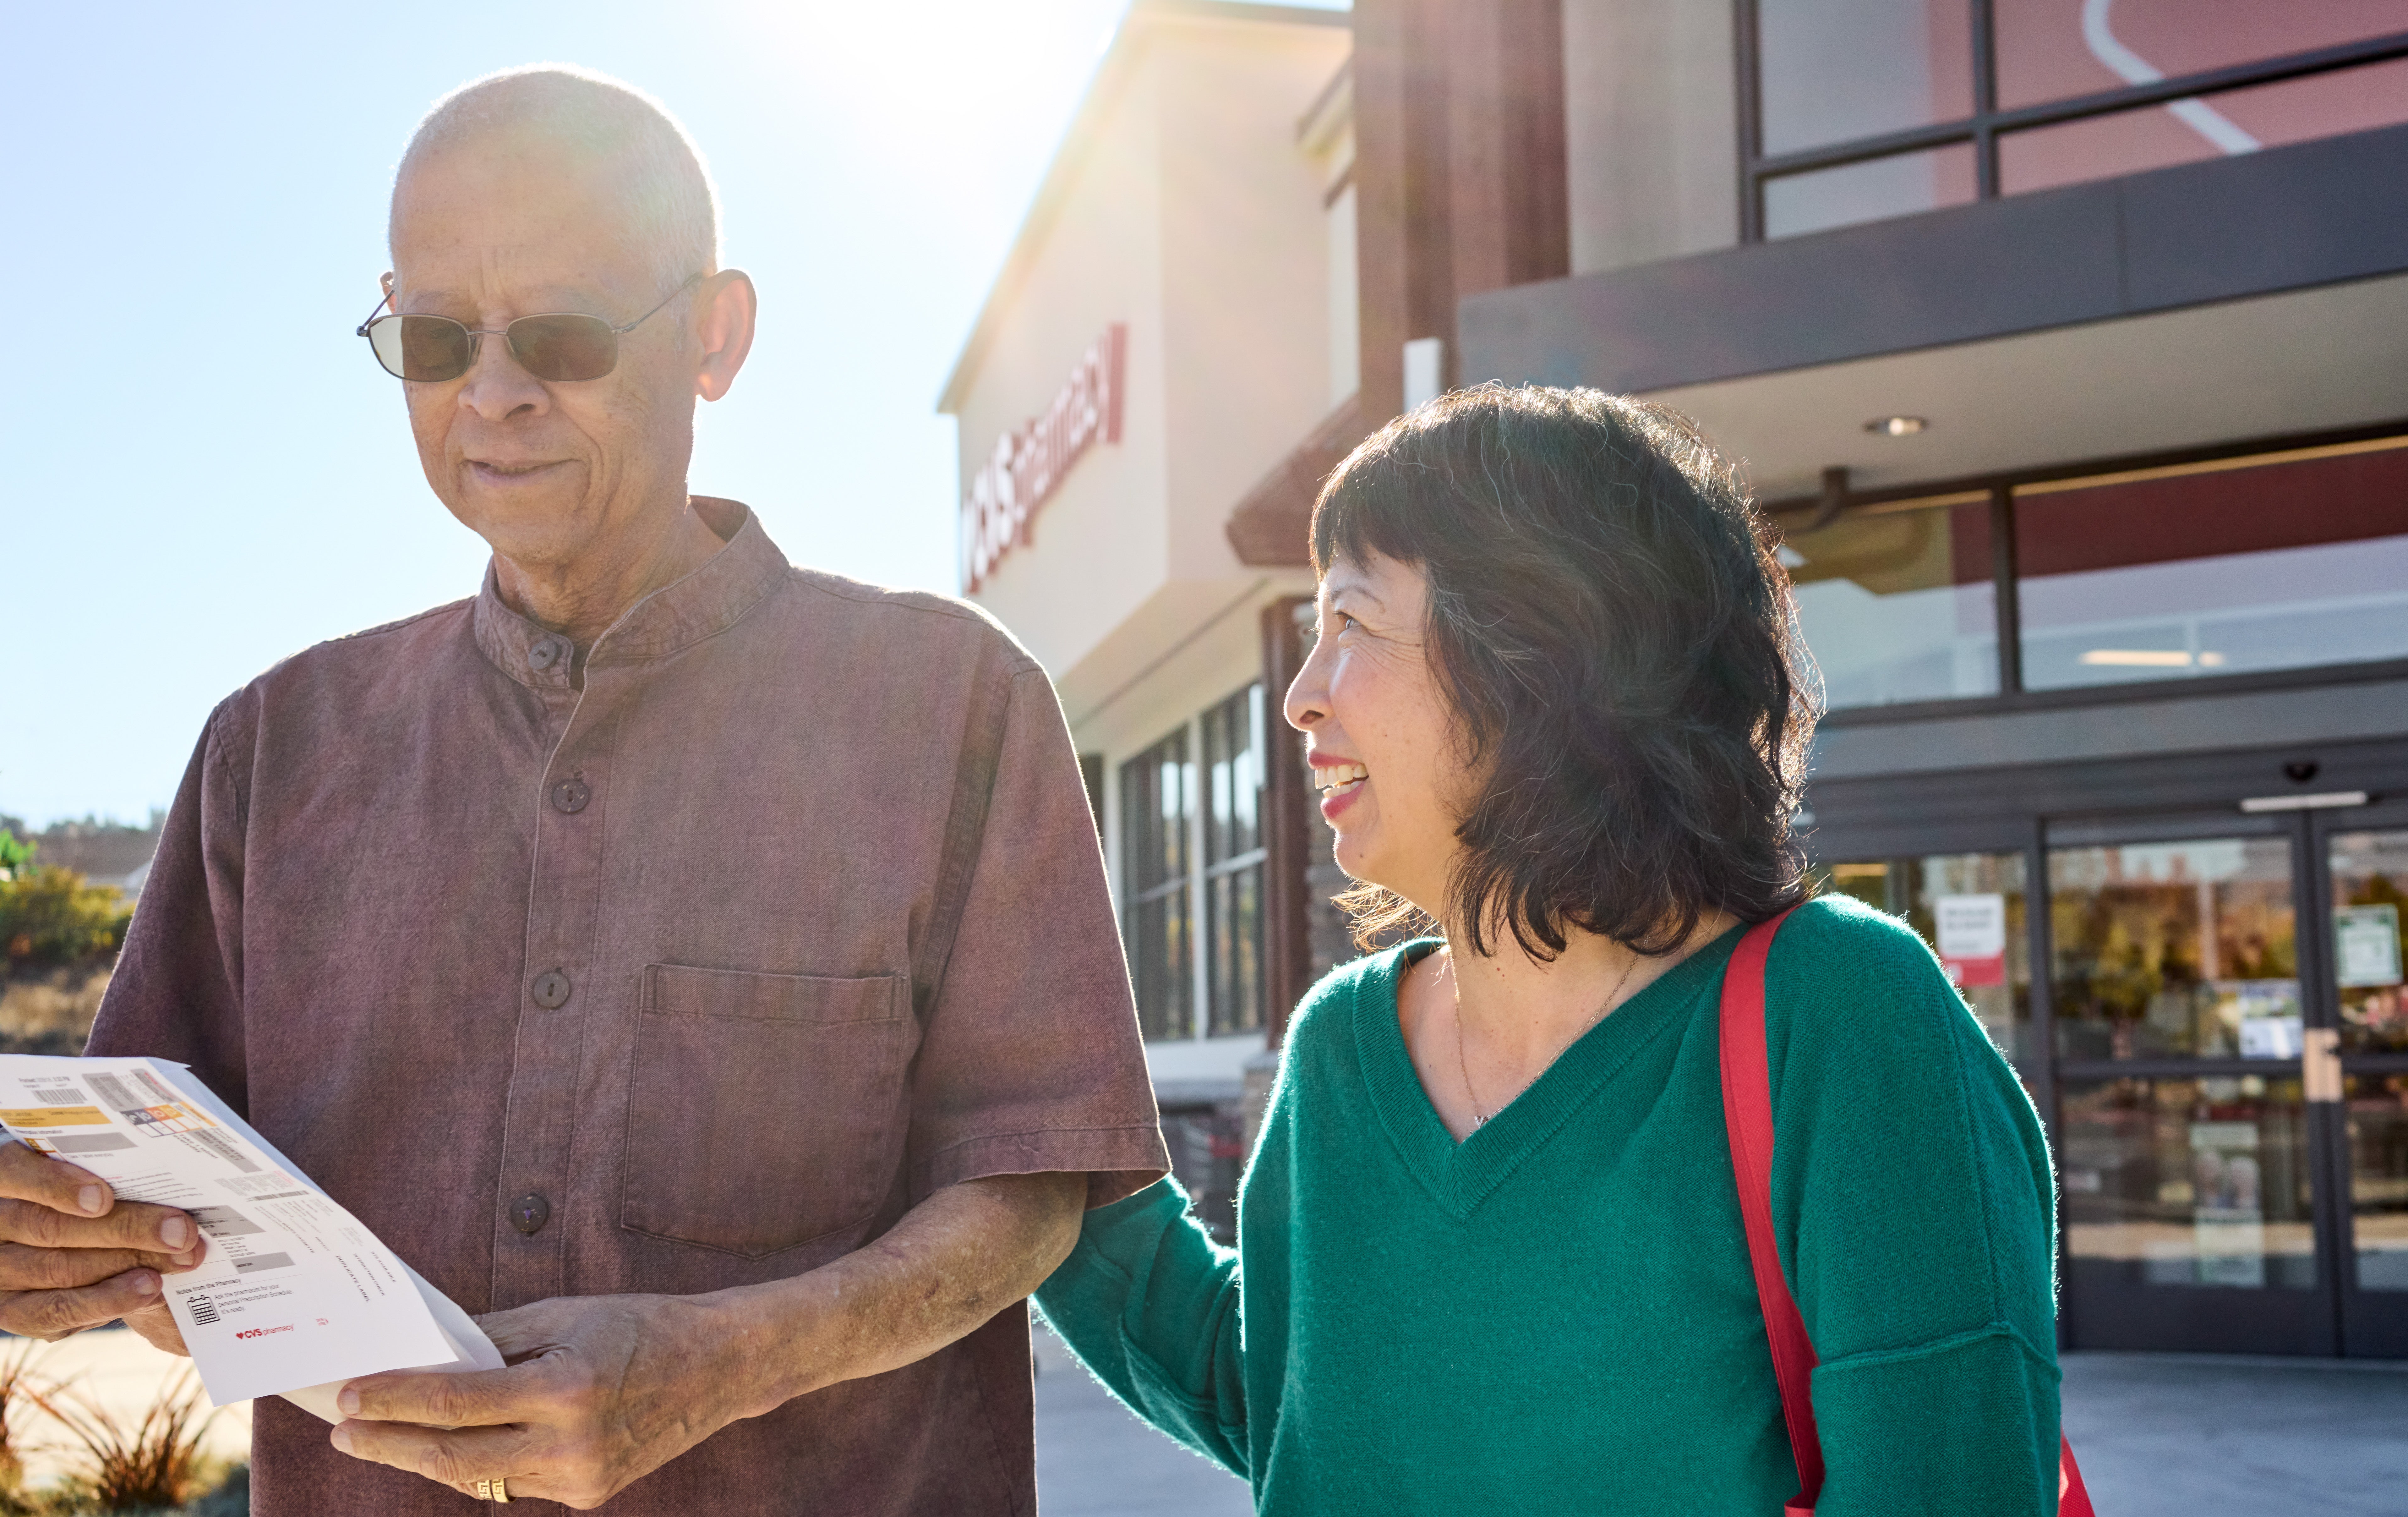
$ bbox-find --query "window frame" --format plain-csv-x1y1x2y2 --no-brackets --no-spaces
1769,420,2408,725
1732,1,2408,242
1119,682,1275,1045
1120,726,1195,1041
1201,683,1270,1038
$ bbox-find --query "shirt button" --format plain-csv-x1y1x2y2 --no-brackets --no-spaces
528,635,570,671
551,778,591,814
510,1193,551,1235
531,970,571,1009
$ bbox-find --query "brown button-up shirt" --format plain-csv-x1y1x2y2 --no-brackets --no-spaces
89,499,1168,1515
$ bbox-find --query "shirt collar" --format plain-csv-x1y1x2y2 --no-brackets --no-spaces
471,497,790,690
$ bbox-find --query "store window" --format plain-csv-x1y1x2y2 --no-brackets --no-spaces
1763,144,1974,240
2347,1073,2408,1291
1778,496,1999,708
1121,729,1193,1040
1810,850,2031,1064
1202,684,1268,1037
1742,1,2408,241
1993,3,2408,111
2059,1074,2318,1290
2015,442,2408,691
1756,0,1972,156
2331,827,2408,1054
2047,830,2297,1062
1999,57,2408,195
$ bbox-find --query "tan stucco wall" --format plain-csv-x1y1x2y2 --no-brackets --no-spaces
949,11,1346,719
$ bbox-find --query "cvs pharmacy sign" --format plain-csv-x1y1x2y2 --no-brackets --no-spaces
961,325,1126,592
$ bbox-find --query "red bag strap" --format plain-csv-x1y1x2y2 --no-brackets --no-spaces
1718,908,1822,1514
1717,908,2097,1517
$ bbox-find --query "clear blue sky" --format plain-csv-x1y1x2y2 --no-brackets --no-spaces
1,1,1344,830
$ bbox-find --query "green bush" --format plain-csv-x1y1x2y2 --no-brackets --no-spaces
0,867,131,970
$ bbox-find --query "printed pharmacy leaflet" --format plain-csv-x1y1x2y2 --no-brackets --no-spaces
0,1056,501,1411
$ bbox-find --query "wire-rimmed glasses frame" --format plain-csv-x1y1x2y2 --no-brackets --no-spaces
355,273,705,383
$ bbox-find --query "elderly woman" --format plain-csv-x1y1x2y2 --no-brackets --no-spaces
1034,386,2065,1514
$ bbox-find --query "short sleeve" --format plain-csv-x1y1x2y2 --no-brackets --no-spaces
904,665,1169,1207
85,699,252,1111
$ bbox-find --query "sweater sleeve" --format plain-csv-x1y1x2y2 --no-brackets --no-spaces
1032,1176,1251,1478
1767,899,2063,1517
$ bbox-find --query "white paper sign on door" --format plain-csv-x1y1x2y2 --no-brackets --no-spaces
1934,893,2007,988
2336,904,2403,989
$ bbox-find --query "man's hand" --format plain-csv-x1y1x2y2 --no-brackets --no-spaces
0,1140,206,1345
330,1292,751,1509
330,1170,1086,1508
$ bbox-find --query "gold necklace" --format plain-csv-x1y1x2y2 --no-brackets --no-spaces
1453,953,1642,1130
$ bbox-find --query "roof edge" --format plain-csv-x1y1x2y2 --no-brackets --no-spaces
935,1,1353,418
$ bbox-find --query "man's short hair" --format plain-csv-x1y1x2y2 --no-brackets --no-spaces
394,64,720,295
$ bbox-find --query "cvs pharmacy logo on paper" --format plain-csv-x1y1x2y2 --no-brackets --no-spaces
235,1325,295,1339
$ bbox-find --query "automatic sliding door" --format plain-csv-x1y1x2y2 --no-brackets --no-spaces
2322,806,2408,1357
2047,816,2337,1354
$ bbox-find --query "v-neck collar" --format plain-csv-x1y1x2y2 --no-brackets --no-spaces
1353,926,1745,1221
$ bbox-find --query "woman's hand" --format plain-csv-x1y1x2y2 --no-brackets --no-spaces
328,1291,759,1510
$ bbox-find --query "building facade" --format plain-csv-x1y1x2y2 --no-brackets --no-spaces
950,0,2408,1355
940,1,1355,1235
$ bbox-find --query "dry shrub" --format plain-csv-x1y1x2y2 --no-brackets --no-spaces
0,967,111,1056
0,1340,39,1499
26,1372,215,1512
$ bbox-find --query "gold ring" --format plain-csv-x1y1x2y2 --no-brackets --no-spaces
474,1476,510,1503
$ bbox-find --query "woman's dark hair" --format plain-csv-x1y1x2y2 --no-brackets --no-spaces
1310,383,1816,959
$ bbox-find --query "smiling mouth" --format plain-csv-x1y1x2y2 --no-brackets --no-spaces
468,459,563,480
1311,762,1368,799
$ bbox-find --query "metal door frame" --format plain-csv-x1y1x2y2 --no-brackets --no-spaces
2041,803,2340,1356
2308,796,2408,1358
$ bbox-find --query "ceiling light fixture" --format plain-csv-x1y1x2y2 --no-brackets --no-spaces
1864,415,1928,436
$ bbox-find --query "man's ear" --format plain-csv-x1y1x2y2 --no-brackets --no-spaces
695,271,757,403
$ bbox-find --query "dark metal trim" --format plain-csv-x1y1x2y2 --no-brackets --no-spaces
1737,21,2408,239
1969,0,1999,200
1817,656,2408,731
1987,484,2020,694
1732,0,1765,244
2056,1058,2309,1082
1764,415,2408,518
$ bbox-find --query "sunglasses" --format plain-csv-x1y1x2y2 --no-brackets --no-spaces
356,274,703,382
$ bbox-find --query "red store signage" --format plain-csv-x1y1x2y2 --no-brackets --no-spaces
961,324,1127,592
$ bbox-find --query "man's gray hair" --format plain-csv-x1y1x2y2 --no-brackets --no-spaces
394,64,720,293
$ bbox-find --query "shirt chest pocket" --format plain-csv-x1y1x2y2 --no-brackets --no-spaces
622,964,913,1259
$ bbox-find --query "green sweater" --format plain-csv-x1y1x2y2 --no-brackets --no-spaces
1035,896,2063,1515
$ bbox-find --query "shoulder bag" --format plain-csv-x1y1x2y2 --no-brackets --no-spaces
1718,908,2096,1516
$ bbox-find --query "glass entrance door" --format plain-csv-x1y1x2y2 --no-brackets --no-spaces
2047,814,2335,1354
1816,798,2405,1356
2316,801,2408,1358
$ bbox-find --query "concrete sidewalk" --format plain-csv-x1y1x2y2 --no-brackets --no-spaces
23,1325,2404,1513
1034,1326,2408,1515
2061,1351,2408,1517
1034,1322,1250,1517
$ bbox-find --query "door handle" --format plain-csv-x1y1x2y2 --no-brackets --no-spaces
2302,1027,2343,1103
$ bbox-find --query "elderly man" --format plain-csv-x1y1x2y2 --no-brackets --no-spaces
0,65,1168,1513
